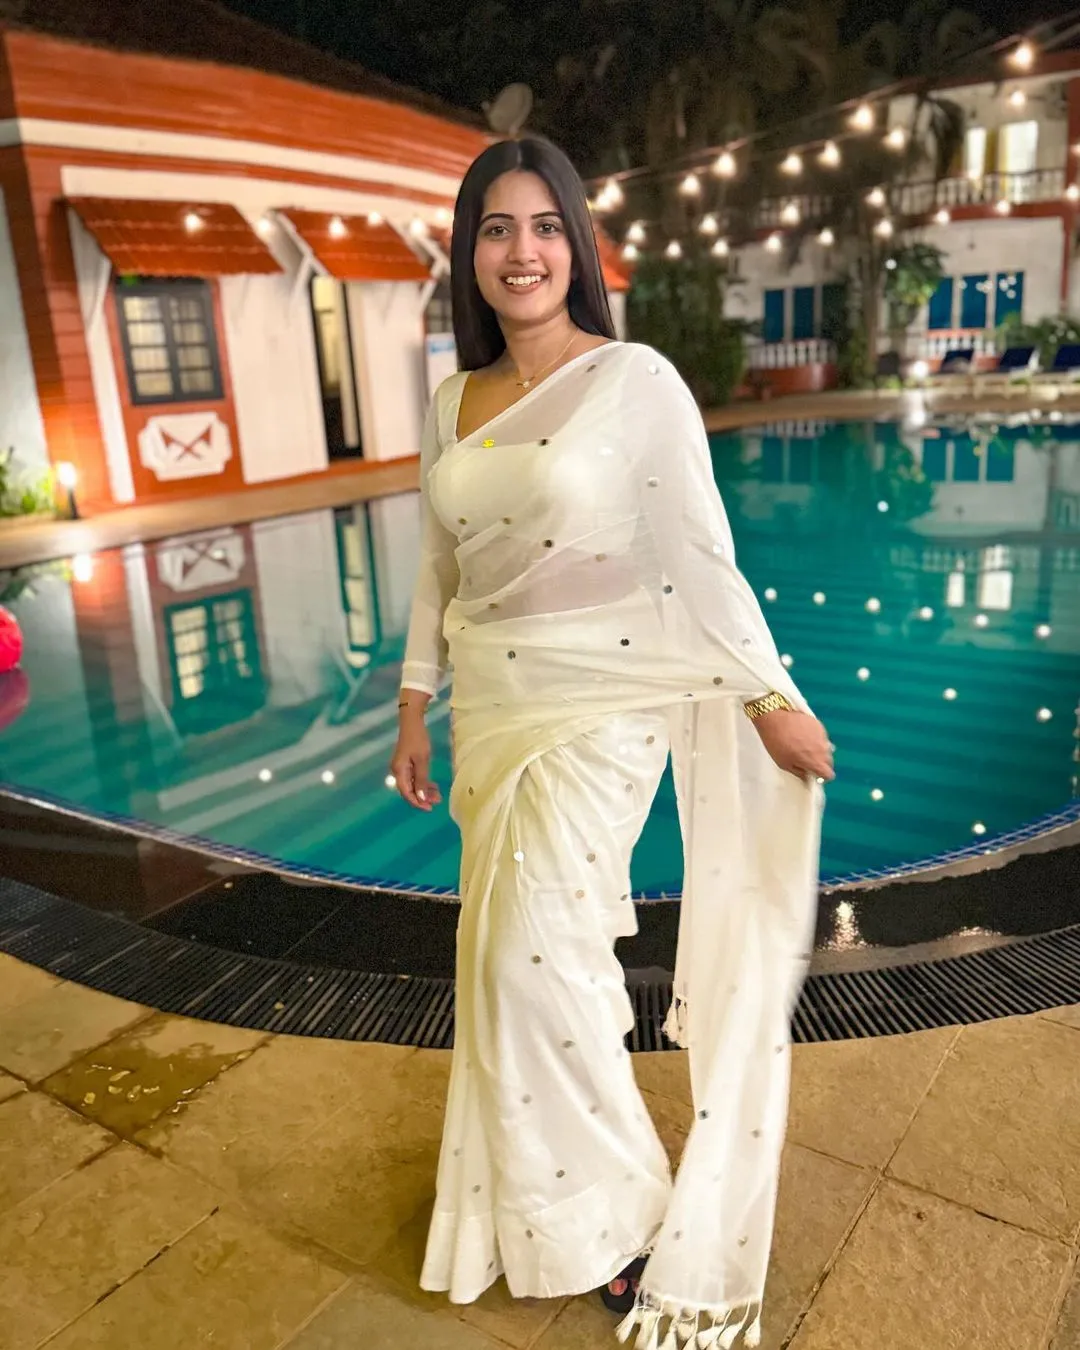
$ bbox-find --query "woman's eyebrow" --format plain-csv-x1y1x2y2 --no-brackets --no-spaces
479,210,565,224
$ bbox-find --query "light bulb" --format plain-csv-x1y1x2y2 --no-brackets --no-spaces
713,150,737,178
934,208,951,225
813,591,826,605
255,216,273,238
1036,707,1053,722
943,687,958,701
912,359,930,380
885,127,907,150
919,606,934,620
877,500,889,512
974,613,989,628
665,240,683,259
328,215,347,239
626,221,646,244
622,243,639,261
972,821,987,836
699,213,719,236
1035,623,1052,639
711,238,729,258
56,461,78,489
765,232,782,253
321,769,336,784
764,587,778,601
184,211,204,233
604,177,624,207
1011,41,1034,69
408,217,429,238
870,788,884,801
875,218,894,238
866,187,886,208
1067,185,1080,203
994,199,1012,215
865,597,881,613
258,768,273,783
434,206,453,227
1008,89,1026,108
72,553,94,583
850,102,875,131
679,173,702,197
818,227,835,246
385,774,397,789
780,201,801,225
780,152,803,176
367,210,384,226
819,140,841,167
857,667,870,681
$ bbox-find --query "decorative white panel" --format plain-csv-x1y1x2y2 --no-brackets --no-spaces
138,411,232,480
156,528,245,592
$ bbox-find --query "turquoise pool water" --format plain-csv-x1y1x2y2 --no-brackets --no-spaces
1,412,1077,892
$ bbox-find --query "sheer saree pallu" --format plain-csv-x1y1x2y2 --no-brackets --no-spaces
402,342,824,1347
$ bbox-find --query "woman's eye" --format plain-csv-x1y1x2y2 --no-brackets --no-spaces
536,221,562,235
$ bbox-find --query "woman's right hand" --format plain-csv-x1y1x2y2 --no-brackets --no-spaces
390,712,442,812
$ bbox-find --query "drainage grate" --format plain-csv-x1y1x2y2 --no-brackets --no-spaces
2,877,1079,1046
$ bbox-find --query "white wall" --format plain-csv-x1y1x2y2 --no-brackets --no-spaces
219,269,329,484
348,281,426,461
368,491,424,640
609,290,627,340
0,187,48,469
66,212,135,502
907,439,1052,535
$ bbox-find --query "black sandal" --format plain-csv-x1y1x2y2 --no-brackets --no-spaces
599,1255,647,1314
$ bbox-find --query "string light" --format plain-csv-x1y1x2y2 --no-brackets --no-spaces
866,187,886,208
870,788,884,801
434,206,453,227
1007,89,1026,108
819,140,841,167
255,216,273,238
665,240,683,259
713,150,737,178
1035,623,1052,638
972,821,987,835
1036,707,1053,722
780,201,801,225
1011,40,1035,69
367,210,384,226
764,232,783,253
919,605,934,619
994,199,1012,215
408,217,429,238
699,213,719,236
865,597,882,613
818,227,835,246
943,687,958,701
780,152,803,176
622,243,639,261
711,238,730,257
885,127,907,150
934,208,951,225
679,173,702,197
328,215,347,239
184,211,204,233
603,177,625,207
626,221,647,244
857,667,870,681
850,102,875,131
875,218,894,238
1067,185,1080,203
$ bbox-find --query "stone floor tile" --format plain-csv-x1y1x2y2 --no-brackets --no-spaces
788,1027,958,1170
1040,1004,1080,1033
0,1092,113,1218
0,955,59,1014
640,1087,690,1166
633,1050,691,1107
788,1180,1069,1350
759,1145,876,1348
0,1143,218,1350
44,1207,349,1350
0,1071,24,1105
0,981,147,1082
140,1035,414,1192
283,1271,502,1349
44,1012,267,1137
459,1278,567,1349
532,1293,629,1350
889,1017,1080,1242
1050,1258,1080,1350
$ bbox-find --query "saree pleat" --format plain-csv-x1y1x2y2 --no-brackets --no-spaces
403,342,824,1342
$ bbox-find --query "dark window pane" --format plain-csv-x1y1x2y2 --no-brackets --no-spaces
792,287,815,340
953,436,981,481
927,278,953,330
922,438,947,482
763,289,785,343
959,275,989,329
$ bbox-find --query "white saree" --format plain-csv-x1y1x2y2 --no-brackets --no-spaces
400,341,823,1348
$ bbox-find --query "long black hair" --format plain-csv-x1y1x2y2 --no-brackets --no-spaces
450,136,616,371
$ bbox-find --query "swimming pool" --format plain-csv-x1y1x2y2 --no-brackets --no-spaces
1,412,1077,893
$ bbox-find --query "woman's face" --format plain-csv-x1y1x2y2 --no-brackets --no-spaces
473,170,574,329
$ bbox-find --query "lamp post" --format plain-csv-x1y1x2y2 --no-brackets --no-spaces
55,462,79,519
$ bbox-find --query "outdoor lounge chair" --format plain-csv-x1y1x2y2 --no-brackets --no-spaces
972,345,1038,394
1032,344,1080,391
925,347,976,391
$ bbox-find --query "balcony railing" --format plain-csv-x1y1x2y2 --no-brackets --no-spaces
751,167,1067,230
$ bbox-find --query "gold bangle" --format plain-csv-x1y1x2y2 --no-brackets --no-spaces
743,690,794,720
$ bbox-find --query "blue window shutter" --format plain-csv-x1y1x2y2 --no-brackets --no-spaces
993,271,1023,325
792,286,815,340
927,277,954,331
763,289,785,343
959,275,989,329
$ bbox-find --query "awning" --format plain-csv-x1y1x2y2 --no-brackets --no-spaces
595,228,632,293
280,209,431,282
66,199,282,277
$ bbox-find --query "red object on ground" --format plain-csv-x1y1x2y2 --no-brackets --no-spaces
0,669,30,732
0,607,23,674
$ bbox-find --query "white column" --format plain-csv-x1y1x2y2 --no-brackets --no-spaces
0,188,49,469
347,281,426,461
609,290,628,340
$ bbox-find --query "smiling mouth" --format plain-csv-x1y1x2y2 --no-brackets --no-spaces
501,274,547,291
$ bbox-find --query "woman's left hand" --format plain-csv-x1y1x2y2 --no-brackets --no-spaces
753,710,835,782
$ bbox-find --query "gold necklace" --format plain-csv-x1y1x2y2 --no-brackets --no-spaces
511,333,579,390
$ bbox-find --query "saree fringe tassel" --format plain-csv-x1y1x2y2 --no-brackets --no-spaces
617,1295,764,1350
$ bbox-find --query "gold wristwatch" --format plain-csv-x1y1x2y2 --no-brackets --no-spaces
743,690,794,720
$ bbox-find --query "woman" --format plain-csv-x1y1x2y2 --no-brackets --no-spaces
391,135,833,1349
